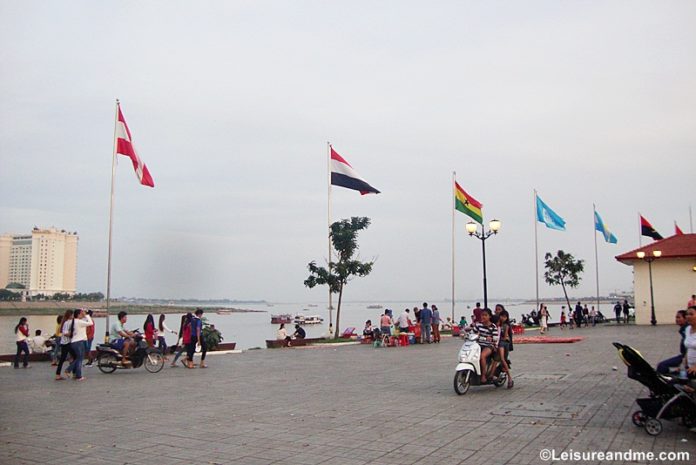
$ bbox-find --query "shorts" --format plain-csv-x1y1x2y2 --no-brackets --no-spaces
380,326,391,336
499,340,511,351
110,338,125,351
399,327,409,334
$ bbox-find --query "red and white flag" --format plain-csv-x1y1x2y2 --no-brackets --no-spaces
116,103,154,187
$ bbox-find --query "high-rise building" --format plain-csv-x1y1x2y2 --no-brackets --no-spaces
0,227,78,296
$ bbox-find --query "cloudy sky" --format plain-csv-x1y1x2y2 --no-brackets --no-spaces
1,1,694,303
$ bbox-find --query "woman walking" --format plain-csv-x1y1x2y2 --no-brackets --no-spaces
143,314,156,347
51,315,62,366
55,310,75,380
157,314,177,360
539,304,549,334
14,317,30,369
67,309,93,381
171,313,192,368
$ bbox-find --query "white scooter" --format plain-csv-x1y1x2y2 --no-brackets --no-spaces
453,330,508,395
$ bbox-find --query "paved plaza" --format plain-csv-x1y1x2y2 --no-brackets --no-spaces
1,324,695,464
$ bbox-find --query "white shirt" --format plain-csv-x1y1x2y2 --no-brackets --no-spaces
15,326,29,343
277,328,288,340
60,320,73,345
70,315,94,343
397,312,411,328
685,326,696,368
30,336,48,353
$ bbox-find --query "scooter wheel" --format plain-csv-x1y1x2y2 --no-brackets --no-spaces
144,352,165,373
644,418,662,436
631,410,646,427
97,354,118,374
454,370,471,395
493,373,507,388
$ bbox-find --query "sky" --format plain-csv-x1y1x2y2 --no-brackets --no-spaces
1,1,694,303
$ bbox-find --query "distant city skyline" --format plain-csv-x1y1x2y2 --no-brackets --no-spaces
1,2,694,302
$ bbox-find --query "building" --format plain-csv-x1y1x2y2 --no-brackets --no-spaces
615,234,696,325
0,227,79,296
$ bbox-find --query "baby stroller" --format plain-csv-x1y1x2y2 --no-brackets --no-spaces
613,342,696,436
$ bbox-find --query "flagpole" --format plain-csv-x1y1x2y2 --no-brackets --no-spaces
690,205,693,233
534,190,539,314
451,171,456,326
327,141,334,338
105,99,120,343
638,213,642,247
593,204,600,315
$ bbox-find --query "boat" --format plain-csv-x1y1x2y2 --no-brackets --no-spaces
216,309,233,315
294,314,324,325
366,304,383,309
271,314,293,324
307,304,318,308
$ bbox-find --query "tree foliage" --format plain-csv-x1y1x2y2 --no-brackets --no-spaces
544,250,584,311
304,217,374,338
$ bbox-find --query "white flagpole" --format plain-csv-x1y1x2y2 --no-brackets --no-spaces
327,141,334,337
690,204,693,233
534,189,540,313
105,99,120,343
452,171,456,326
593,204,600,315
638,212,642,247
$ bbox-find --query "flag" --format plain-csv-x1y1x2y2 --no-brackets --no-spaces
536,195,566,231
640,215,663,240
116,103,154,187
675,222,684,235
454,182,483,224
330,146,379,195
594,210,618,244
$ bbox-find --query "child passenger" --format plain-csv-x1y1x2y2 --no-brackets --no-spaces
497,310,514,389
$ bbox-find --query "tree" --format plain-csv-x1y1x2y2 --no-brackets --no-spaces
544,250,584,312
304,217,374,338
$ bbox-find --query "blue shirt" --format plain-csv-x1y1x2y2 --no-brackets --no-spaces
191,317,203,337
420,308,433,324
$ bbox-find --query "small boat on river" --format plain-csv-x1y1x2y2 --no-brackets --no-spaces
271,314,293,324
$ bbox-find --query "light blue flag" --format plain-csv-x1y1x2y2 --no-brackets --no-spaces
594,210,618,244
536,195,566,231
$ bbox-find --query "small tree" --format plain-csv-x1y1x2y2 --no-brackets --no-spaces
304,217,374,338
544,250,584,311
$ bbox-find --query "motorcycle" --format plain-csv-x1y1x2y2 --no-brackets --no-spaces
453,330,509,395
96,331,165,374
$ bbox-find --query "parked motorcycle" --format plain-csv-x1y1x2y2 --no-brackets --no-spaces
96,331,164,374
453,330,509,395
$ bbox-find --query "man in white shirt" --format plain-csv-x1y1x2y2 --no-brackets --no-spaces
397,309,412,333
30,330,51,354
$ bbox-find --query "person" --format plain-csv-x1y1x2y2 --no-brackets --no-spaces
143,314,156,347
539,305,549,334
419,302,432,344
55,310,76,380
362,320,373,339
85,310,95,366
656,310,688,375
491,304,506,325
51,315,63,366
397,309,412,334
560,311,567,330
582,305,589,327
472,308,498,383
379,311,392,336
442,317,453,331
685,307,696,379
189,309,207,368
293,324,306,339
688,295,696,308
172,313,192,367
67,309,93,381
277,323,292,347
472,302,483,324
413,306,421,323
574,302,584,327
459,316,468,328
431,305,441,343
30,329,51,355
14,317,30,369
614,301,622,324
589,306,597,327
157,314,177,360
496,310,514,389
622,300,630,324
110,311,136,364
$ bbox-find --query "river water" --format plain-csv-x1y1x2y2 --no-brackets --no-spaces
1,300,586,354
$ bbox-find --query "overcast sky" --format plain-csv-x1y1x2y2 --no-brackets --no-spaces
1,1,694,303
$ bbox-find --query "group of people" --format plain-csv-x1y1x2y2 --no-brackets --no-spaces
276,323,305,346
656,297,696,379
370,302,443,344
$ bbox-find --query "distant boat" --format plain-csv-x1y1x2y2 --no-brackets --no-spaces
294,314,324,325
307,304,318,308
367,304,383,309
216,309,233,315
271,314,293,324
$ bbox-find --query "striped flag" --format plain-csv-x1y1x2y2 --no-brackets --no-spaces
640,215,662,240
594,210,618,244
454,182,483,224
116,103,154,187
330,146,379,195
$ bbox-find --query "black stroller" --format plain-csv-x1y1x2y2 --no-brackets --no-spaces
613,342,696,436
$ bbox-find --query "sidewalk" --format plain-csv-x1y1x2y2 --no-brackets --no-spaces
0,324,694,464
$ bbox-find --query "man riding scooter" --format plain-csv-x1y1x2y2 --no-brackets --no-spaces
109,311,136,365
472,308,498,383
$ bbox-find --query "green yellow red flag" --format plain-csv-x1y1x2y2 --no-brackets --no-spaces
454,181,483,224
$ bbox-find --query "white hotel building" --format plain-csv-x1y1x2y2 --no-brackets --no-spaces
0,227,78,296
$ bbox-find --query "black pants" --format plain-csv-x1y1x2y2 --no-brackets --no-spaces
14,341,29,368
186,336,208,362
56,343,76,375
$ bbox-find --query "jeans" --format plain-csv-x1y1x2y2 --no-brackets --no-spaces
68,341,86,379
14,341,29,368
157,336,167,355
421,322,432,343
657,355,683,375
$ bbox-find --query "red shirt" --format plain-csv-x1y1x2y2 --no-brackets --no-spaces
144,322,155,343
182,323,192,344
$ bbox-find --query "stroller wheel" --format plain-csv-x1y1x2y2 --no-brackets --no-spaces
644,418,662,436
631,410,646,427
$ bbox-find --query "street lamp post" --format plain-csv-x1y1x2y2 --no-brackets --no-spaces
636,250,661,326
466,219,501,310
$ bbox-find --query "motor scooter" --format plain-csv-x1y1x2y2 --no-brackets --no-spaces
96,331,164,374
453,330,508,395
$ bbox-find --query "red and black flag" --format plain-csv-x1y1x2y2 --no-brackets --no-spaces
640,215,663,240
